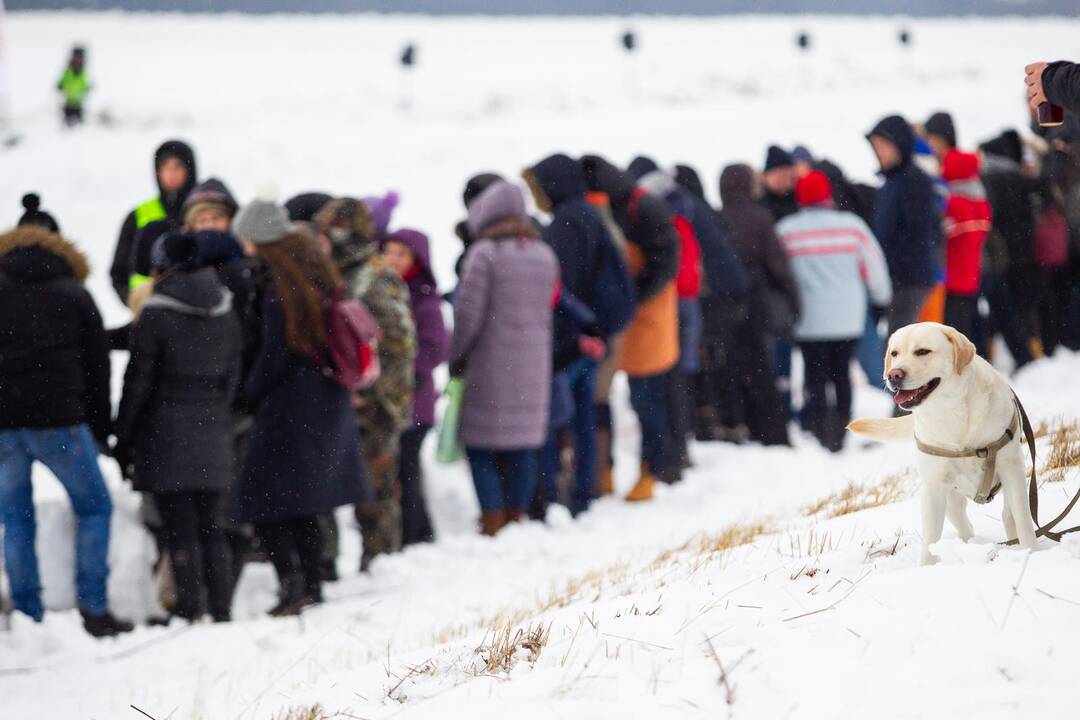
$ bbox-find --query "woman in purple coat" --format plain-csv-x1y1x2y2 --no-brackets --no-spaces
382,228,449,546
450,181,559,536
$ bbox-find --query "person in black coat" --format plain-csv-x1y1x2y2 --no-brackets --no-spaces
717,164,797,447
0,223,132,637
110,140,197,303
979,130,1041,366
114,233,241,622
866,115,943,337
760,145,799,223
523,153,615,513
234,223,369,616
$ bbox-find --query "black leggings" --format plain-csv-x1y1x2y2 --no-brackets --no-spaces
399,426,435,546
155,491,233,620
254,515,324,600
799,339,857,451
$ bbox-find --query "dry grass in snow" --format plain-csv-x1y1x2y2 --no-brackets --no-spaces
1040,418,1080,483
801,470,914,519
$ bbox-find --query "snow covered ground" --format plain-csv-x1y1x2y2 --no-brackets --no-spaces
2,11,1080,719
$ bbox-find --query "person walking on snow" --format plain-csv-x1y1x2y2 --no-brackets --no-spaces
58,46,90,128
775,171,892,452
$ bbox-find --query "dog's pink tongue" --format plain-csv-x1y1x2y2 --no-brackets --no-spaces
893,388,919,406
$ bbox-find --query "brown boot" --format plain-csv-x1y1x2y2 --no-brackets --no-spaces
480,510,507,536
625,463,655,502
505,509,524,525
595,427,613,496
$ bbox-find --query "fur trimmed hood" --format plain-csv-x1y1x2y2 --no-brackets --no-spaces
0,225,90,283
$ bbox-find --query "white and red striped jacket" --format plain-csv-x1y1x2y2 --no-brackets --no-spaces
776,207,892,341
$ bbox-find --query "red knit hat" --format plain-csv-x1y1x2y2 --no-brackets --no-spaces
795,170,833,207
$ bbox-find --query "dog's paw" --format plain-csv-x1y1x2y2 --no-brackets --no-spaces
920,551,940,566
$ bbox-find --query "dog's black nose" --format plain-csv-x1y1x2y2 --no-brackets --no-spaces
887,368,906,385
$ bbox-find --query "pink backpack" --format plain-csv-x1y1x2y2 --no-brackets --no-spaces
318,295,382,391
1034,207,1069,269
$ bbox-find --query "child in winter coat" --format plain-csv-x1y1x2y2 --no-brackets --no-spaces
941,150,992,341
382,229,449,546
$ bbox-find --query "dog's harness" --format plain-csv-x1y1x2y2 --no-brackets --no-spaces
914,405,1018,505
914,390,1080,545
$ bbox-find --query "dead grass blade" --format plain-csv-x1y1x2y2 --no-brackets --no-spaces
1041,418,1080,483
802,471,913,519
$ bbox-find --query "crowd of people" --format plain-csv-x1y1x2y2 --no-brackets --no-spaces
3,96,1080,636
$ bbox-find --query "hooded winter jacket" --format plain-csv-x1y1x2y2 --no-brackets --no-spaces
979,132,1038,295
941,150,992,296
110,140,197,302
0,226,111,446
451,181,559,449
581,155,680,377
776,207,892,341
718,164,801,327
866,115,942,288
384,229,449,429
318,197,417,437
115,268,241,494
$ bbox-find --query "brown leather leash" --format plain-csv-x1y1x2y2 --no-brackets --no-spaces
1007,391,1080,545
914,390,1080,545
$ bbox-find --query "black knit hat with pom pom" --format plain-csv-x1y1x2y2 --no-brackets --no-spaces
17,194,60,234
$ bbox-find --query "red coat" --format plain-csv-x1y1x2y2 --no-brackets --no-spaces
941,150,992,296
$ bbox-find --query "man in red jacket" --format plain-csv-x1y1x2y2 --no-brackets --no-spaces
941,149,992,340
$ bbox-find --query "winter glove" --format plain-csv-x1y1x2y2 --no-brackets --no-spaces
449,359,467,378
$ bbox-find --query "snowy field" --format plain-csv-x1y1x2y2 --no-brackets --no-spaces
2,11,1080,719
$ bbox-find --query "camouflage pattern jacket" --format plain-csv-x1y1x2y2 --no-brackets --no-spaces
337,244,417,437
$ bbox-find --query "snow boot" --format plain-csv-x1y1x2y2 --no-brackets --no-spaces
81,609,134,638
480,510,507,536
625,464,655,502
595,424,613,497
505,509,524,526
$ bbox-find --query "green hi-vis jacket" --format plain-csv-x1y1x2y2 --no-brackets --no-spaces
58,68,90,107
128,197,167,291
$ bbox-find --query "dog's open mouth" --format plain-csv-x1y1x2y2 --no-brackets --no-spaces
892,378,941,409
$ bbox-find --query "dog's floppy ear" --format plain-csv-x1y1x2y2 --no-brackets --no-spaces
942,325,976,374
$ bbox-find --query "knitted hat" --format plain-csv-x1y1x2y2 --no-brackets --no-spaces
182,178,238,226
795,170,833,207
791,145,814,165
764,145,793,172
925,112,957,149
232,189,293,245
17,194,60,234
462,173,504,209
362,191,400,241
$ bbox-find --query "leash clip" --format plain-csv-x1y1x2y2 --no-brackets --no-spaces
975,448,989,459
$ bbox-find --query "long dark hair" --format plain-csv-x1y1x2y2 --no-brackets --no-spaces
255,232,341,355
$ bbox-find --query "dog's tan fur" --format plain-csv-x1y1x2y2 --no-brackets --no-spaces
849,322,1036,564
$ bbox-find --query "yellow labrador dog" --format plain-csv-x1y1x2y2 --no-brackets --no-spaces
849,322,1035,564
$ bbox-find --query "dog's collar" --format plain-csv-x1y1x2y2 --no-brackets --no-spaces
914,405,1020,505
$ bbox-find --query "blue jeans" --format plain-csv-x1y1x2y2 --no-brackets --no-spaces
628,373,668,475
857,310,885,387
540,359,597,515
466,448,538,513
0,426,112,619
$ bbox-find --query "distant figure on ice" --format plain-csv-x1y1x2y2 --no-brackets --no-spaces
58,46,90,128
